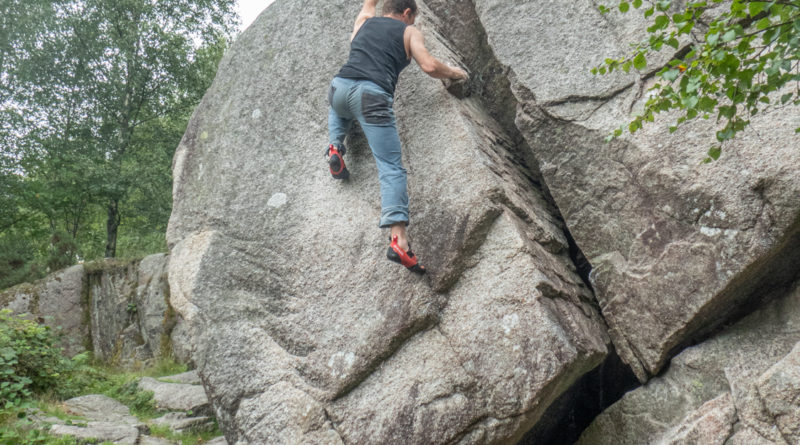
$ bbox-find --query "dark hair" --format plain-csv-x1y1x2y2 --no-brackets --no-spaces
382,0,417,15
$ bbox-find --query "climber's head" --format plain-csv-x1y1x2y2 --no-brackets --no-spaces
383,0,417,25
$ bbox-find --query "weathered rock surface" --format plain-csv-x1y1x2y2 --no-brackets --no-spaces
467,0,800,381
1,253,191,366
165,0,800,443
0,264,87,356
89,254,185,367
166,0,609,443
152,412,216,434
46,395,143,445
62,394,141,425
577,282,800,445
158,370,202,385
138,376,211,416
50,422,141,445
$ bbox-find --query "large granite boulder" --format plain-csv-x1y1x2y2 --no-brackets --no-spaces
166,0,609,443
577,282,800,445
167,0,800,442
464,0,800,381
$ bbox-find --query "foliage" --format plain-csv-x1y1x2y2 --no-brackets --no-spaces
0,0,235,289
0,310,71,413
594,0,800,161
0,341,204,444
0,427,80,445
0,236,43,290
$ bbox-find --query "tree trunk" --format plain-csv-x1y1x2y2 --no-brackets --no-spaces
105,199,120,258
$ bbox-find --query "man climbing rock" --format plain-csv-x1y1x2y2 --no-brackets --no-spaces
326,0,467,274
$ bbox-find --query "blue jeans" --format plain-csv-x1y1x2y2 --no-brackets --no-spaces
328,77,409,228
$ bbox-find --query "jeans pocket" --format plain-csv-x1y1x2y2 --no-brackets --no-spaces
361,91,393,125
328,85,336,107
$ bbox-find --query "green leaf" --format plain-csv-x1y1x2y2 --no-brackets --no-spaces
716,128,735,142
619,1,630,12
633,0,643,8
756,17,772,30
707,32,720,45
667,37,680,49
662,69,681,81
748,2,765,17
707,146,722,160
634,52,647,70
649,15,670,32
722,29,737,42
782,93,794,104
622,61,632,72
644,7,655,18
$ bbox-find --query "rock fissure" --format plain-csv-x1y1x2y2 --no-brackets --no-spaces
322,407,346,445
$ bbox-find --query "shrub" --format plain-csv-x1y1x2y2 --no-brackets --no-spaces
0,310,70,412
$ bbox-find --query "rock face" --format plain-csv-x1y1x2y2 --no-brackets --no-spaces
166,0,800,443
0,264,87,356
88,254,184,366
577,283,800,445
0,254,189,366
167,1,609,443
469,0,800,381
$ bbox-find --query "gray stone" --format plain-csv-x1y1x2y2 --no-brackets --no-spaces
62,394,139,425
49,421,140,444
471,0,800,381
166,0,608,443
755,342,800,443
87,260,142,364
654,393,737,445
86,254,186,367
576,283,800,445
138,377,210,415
0,264,87,356
158,370,201,385
139,436,177,445
152,412,215,434
135,253,175,359
205,437,228,445
1,254,184,368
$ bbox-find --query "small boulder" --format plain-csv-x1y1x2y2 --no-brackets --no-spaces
63,394,140,425
152,412,216,434
50,421,140,445
138,377,210,415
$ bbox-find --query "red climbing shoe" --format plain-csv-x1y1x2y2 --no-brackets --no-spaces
326,144,349,179
387,235,426,274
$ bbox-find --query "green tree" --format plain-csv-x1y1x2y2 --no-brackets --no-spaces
2,0,234,262
595,0,800,161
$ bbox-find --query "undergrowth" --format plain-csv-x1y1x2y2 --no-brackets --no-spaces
0,310,221,444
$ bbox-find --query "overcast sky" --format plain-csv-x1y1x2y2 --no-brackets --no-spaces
236,0,276,31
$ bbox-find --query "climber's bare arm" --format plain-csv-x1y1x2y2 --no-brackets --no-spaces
406,26,467,80
351,0,379,40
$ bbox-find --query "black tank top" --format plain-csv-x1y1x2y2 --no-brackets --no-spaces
336,17,411,95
